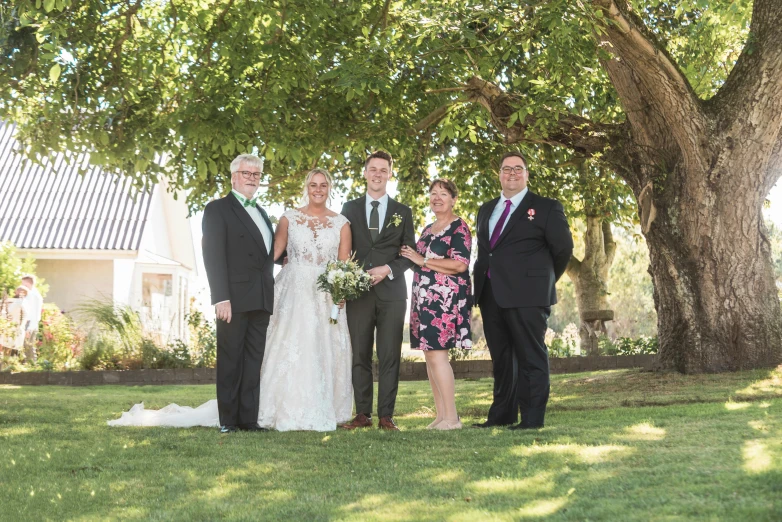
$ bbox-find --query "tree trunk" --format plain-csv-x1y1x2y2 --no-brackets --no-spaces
567,217,616,356
454,0,782,372
640,164,782,372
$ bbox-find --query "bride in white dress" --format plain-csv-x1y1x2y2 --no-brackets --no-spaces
108,168,354,431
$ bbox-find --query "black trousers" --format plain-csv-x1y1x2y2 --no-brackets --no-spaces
479,280,551,427
346,289,406,418
215,309,270,427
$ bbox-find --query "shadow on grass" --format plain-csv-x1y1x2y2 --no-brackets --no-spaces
1,368,781,520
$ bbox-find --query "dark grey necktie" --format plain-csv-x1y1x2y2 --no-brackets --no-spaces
369,200,380,242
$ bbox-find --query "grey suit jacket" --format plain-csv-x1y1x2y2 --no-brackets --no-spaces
341,196,416,301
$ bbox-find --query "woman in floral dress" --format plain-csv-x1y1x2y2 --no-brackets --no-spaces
400,179,472,430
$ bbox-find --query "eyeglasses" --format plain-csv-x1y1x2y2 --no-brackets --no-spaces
235,170,262,180
500,166,527,174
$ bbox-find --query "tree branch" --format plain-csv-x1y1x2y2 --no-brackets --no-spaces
709,0,782,184
591,0,709,169
413,102,457,132
368,0,392,38
602,219,616,266
462,76,619,157
566,255,582,281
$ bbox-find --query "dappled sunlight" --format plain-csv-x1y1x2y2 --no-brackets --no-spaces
617,422,666,441
405,406,436,419
748,420,770,432
736,366,782,397
201,480,242,501
471,471,557,495
342,493,393,510
548,394,582,405
512,443,633,464
0,426,34,437
743,440,772,474
430,469,466,484
724,401,751,410
0,384,22,390
517,496,569,518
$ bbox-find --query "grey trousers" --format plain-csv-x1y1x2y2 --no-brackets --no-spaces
346,289,406,418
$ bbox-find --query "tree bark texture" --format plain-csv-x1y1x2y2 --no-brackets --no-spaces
566,218,616,356
454,0,782,372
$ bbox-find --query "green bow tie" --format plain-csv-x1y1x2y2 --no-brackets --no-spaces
233,190,257,208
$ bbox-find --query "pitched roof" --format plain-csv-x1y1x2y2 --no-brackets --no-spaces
0,122,153,250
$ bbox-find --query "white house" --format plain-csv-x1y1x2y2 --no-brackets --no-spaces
0,122,196,341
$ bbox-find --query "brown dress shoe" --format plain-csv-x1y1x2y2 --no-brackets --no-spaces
339,413,373,430
378,416,400,431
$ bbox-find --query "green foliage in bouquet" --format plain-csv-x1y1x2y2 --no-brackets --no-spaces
316,259,373,304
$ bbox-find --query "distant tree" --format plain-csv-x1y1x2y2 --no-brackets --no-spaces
0,241,47,298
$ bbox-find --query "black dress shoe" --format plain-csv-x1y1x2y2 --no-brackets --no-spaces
238,424,269,432
472,420,514,428
220,425,237,433
508,423,544,431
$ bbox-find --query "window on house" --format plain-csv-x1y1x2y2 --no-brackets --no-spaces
141,273,173,337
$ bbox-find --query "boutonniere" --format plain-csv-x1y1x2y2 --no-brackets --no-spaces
388,213,403,227
527,208,536,221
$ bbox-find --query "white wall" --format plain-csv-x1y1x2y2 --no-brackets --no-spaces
34,259,114,314
139,188,174,260
113,258,136,306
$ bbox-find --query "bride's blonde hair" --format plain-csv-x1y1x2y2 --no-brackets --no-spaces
299,168,333,206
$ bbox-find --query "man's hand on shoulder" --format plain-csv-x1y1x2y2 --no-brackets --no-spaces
216,301,232,323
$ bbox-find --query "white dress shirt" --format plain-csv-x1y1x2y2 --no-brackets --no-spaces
365,193,389,234
365,193,393,279
489,187,528,239
25,287,43,332
232,191,272,254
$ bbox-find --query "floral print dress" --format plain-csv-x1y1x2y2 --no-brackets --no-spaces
410,218,473,351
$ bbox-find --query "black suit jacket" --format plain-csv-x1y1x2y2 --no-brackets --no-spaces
341,196,416,301
202,195,275,314
474,191,573,308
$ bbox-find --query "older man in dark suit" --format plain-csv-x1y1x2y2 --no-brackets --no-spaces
473,151,573,430
202,154,275,433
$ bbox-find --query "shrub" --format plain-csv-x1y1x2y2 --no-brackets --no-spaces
549,337,574,358
36,304,83,370
187,309,216,368
79,331,125,370
614,336,658,355
74,298,143,359
142,338,192,369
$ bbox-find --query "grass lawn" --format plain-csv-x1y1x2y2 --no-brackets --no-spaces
1,368,781,521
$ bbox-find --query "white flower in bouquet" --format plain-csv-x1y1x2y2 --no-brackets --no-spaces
317,258,373,324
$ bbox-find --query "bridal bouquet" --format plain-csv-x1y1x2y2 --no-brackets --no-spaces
317,259,373,324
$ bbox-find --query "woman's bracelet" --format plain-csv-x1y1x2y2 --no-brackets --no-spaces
422,257,428,268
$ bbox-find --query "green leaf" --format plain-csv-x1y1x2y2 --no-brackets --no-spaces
507,112,519,128
43,0,55,12
98,132,109,146
49,64,61,82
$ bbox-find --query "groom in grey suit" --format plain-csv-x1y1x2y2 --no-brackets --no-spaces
340,150,416,431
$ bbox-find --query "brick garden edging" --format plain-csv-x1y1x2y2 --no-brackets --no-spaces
0,355,658,386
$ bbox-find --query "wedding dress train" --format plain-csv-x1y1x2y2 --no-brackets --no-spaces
108,209,354,431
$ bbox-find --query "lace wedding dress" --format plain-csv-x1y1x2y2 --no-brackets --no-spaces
108,209,354,431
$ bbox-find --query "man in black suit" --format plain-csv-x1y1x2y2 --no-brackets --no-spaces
473,152,573,430
339,150,416,431
202,154,275,433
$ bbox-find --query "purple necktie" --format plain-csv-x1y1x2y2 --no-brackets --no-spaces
490,200,512,249
487,200,512,278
